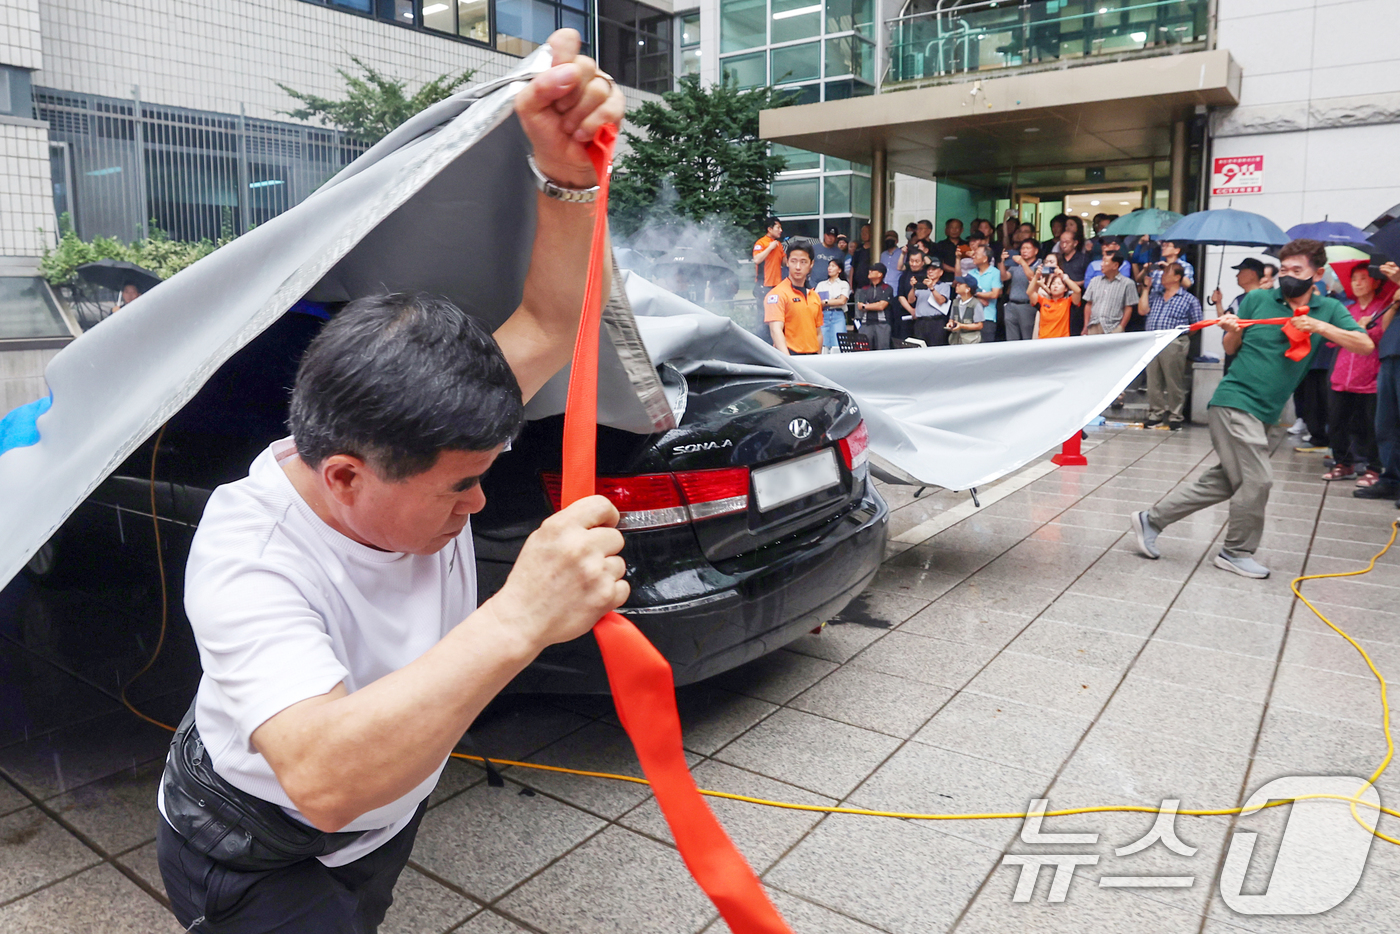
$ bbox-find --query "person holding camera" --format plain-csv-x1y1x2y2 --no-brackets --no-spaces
1138,240,1194,292
1026,258,1080,339
1001,238,1042,341
1139,261,1202,429
901,256,951,347
947,275,986,345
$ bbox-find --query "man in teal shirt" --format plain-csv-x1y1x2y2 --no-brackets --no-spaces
1131,239,1374,578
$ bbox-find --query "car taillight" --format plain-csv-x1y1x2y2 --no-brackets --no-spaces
675,467,750,521
838,420,869,471
541,467,750,530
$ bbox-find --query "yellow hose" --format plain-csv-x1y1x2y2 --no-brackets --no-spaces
126,446,1400,844
453,519,1400,845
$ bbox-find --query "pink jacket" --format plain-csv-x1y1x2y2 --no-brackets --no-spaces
1330,298,1385,394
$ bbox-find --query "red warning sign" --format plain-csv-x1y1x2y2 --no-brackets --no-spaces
1212,155,1264,196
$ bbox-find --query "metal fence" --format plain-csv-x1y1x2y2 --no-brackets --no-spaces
38,88,371,244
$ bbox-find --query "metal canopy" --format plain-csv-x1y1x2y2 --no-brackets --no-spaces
759,49,1240,179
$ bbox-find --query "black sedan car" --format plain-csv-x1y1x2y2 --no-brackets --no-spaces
25,307,888,693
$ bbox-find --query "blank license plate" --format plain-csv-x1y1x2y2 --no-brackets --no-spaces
752,448,841,512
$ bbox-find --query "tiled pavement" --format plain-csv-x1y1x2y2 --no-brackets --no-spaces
3,424,1400,932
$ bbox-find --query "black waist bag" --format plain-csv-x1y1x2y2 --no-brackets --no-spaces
162,704,366,871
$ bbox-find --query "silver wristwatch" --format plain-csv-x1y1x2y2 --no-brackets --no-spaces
527,154,599,204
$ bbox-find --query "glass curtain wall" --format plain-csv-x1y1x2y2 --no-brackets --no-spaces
597,0,675,94
720,0,874,238
299,0,593,56
677,10,700,78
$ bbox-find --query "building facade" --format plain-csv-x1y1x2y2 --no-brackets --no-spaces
0,0,698,408
743,0,1397,323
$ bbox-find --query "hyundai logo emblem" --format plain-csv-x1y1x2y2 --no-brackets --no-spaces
788,418,813,440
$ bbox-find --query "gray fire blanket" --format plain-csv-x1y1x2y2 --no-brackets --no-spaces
0,48,1177,589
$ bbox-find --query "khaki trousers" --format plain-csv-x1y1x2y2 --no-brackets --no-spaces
1146,332,1190,425
1149,405,1272,557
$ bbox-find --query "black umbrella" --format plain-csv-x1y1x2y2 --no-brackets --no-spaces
649,247,733,282
1365,202,1400,263
75,260,162,293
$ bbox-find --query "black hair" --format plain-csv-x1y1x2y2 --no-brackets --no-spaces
869,262,887,275
765,216,782,230
1279,238,1328,272
786,238,815,261
1049,213,1068,227
288,292,523,481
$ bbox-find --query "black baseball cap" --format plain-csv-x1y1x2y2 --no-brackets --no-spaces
825,225,840,236
1232,257,1266,275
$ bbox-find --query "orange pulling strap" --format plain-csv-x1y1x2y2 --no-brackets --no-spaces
1188,309,1312,360
559,127,793,934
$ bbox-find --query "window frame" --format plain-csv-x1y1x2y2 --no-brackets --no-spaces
292,0,594,58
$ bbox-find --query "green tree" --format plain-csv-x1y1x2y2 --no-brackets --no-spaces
610,75,794,248
277,57,476,144
40,215,234,287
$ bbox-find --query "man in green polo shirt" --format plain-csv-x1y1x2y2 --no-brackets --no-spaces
1131,239,1375,578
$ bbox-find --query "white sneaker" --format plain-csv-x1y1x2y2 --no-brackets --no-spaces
1214,551,1270,579
1131,511,1161,559
1287,418,1306,435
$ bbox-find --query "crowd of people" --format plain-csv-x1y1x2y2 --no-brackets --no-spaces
1284,259,1400,500
753,211,1216,354
753,216,1400,525
754,211,1226,432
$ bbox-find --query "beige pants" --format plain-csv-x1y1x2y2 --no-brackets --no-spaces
1148,405,1272,556
1146,332,1190,425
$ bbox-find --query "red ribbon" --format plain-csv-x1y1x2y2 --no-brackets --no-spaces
558,126,794,934
1189,307,1313,360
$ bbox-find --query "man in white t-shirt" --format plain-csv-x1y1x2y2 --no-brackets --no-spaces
155,30,630,933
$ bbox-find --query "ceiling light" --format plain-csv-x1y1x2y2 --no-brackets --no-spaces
422,3,448,13
1023,127,1039,133
1120,201,1130,205
772,3,821,20
943,135,958,140
1090,200,1100,205
1081,212,1089,217
1131,31,1147,41
1099,6,1108,12
249,179,285,188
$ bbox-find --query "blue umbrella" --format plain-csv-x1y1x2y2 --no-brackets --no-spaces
1160,208,1289,290
1159,208,1288,248
1101,208,1183,238
1286,219,1372,248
